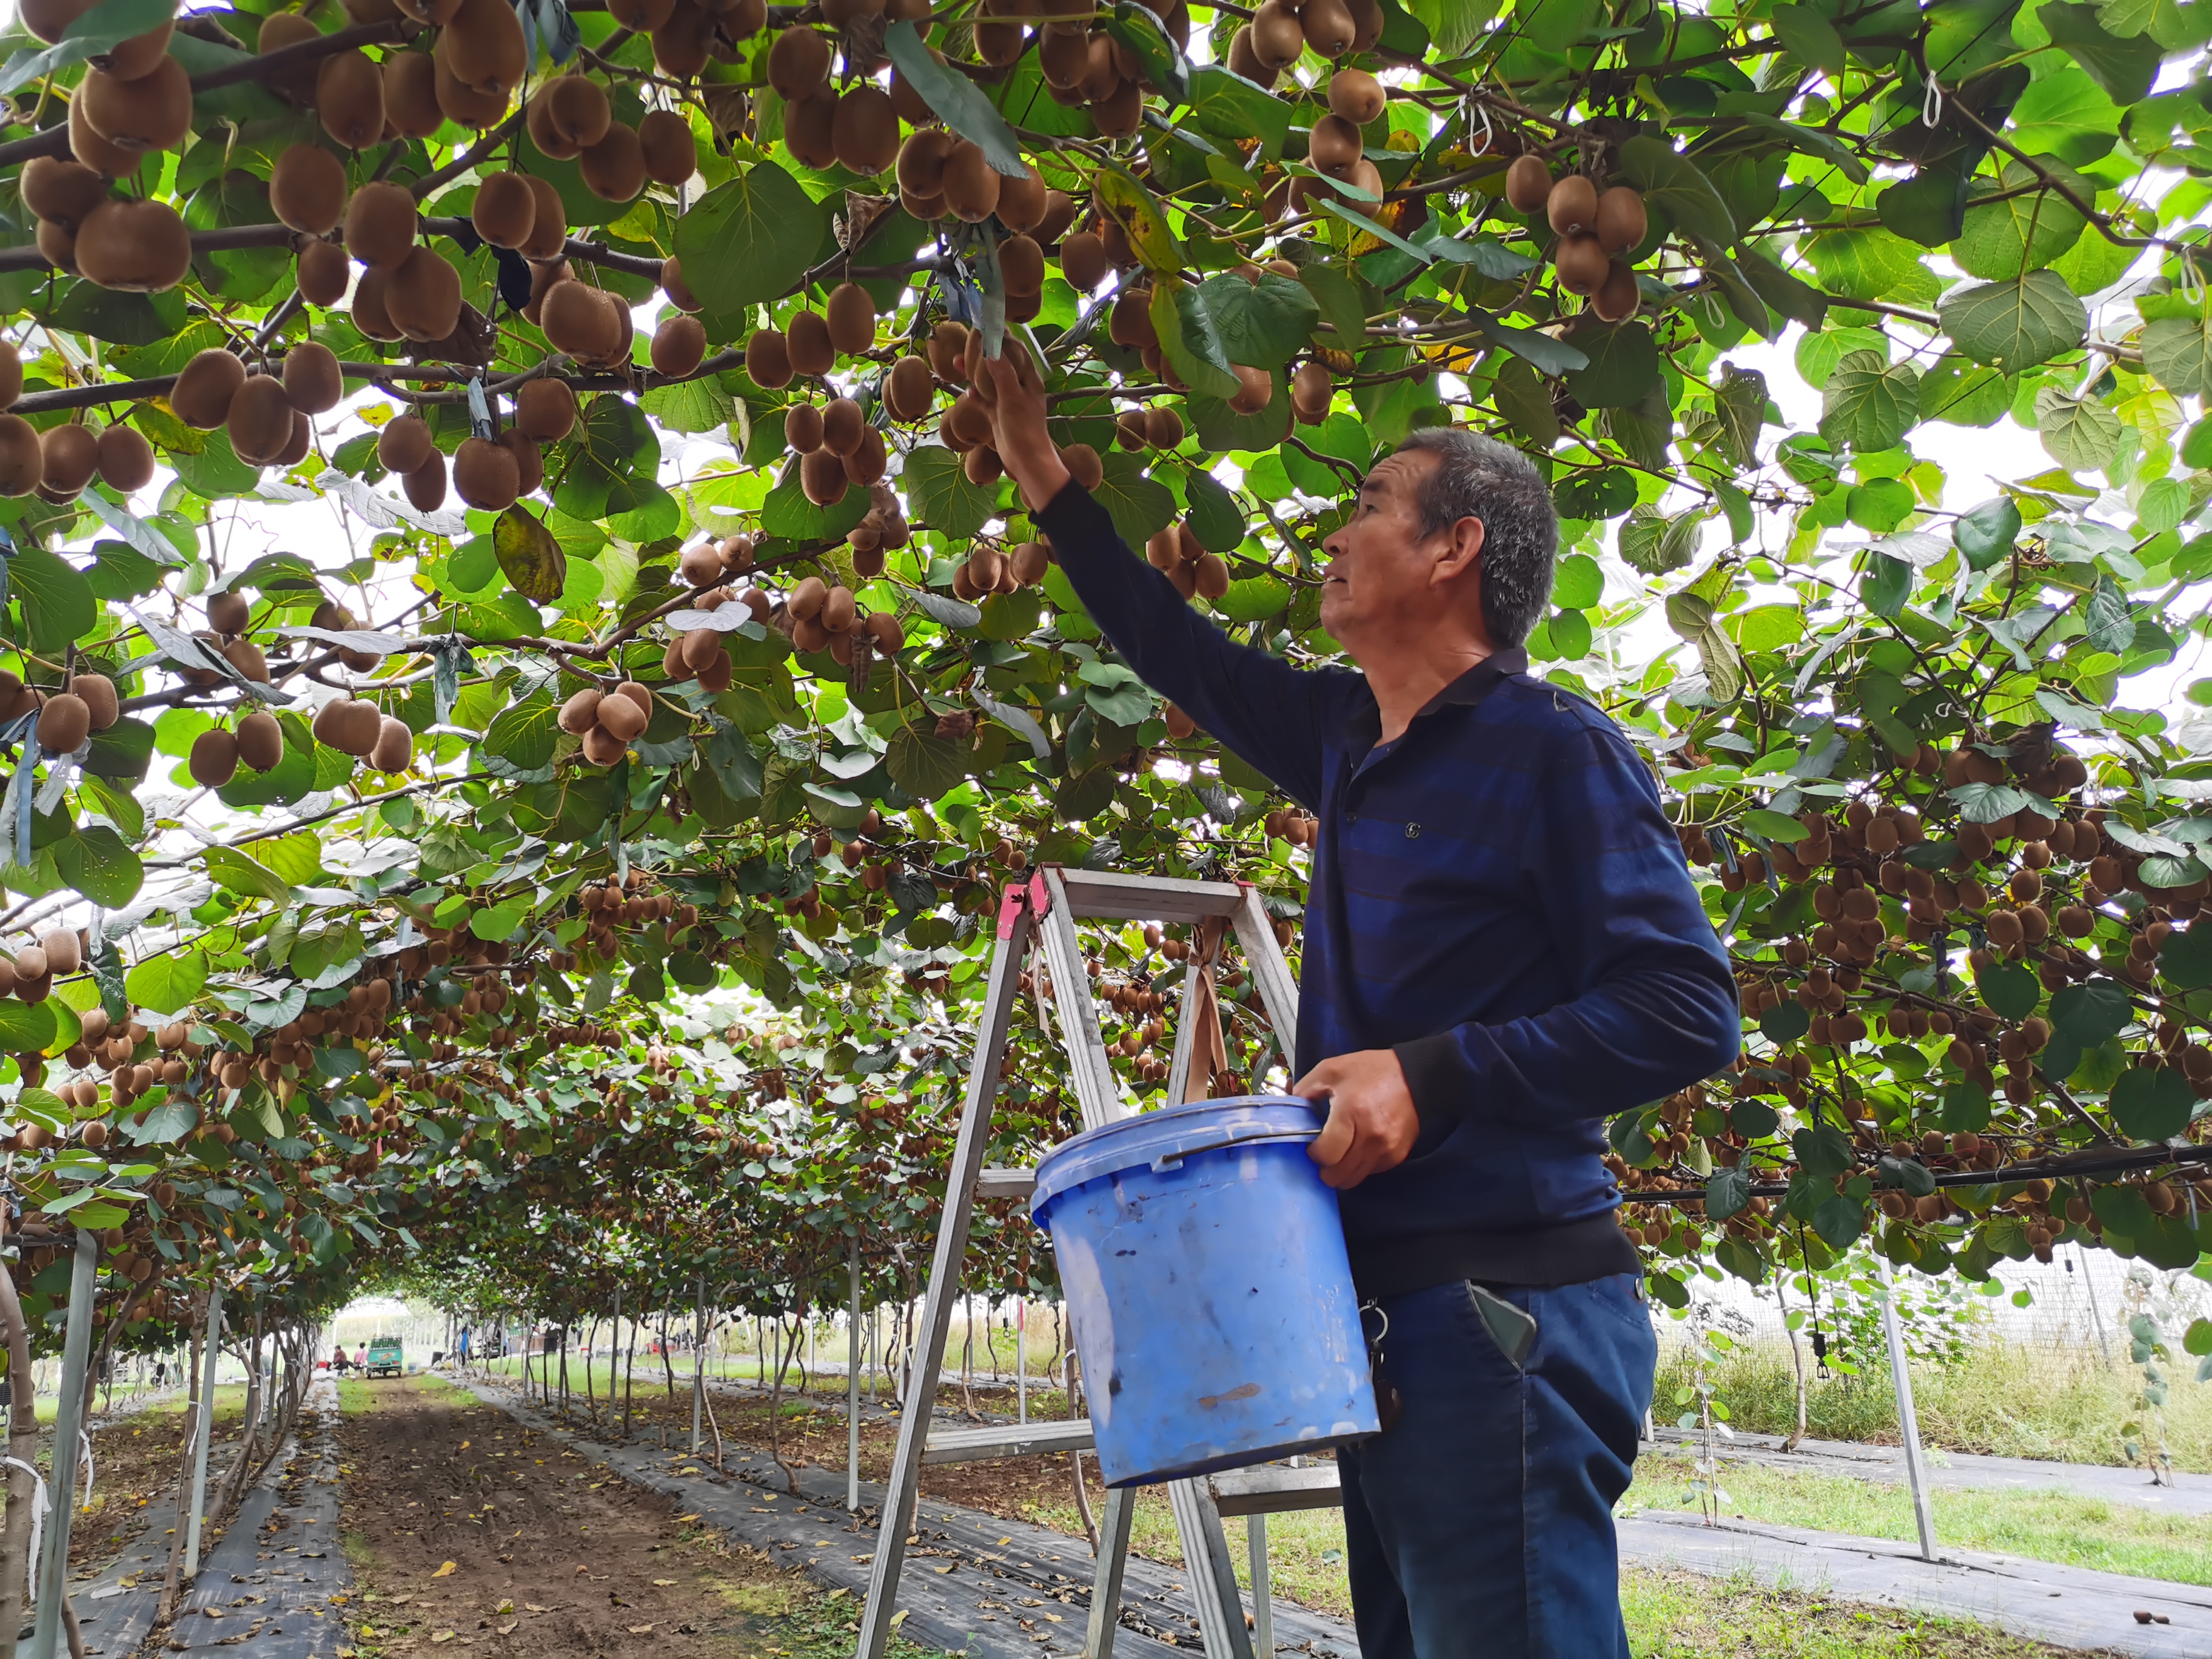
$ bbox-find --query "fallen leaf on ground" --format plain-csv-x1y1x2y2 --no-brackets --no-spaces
431,1562,457,1578
497,1621,517,1635
627,1624,654,1635
431,1631,455,1644
652,1578,676,1586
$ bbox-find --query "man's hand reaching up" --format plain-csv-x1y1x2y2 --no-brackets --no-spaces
982,345,1068,513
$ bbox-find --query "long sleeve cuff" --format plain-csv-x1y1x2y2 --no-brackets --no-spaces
1393,1033,1474,1136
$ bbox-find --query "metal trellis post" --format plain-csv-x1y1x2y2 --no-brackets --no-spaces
848,1243,862,1513
1877,1252,1938,1561
185,1285,224,1579
28,1231,99,1659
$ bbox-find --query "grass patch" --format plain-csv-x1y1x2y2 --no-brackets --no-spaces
1622,1566,2101,1657
1656,1339,2212,1472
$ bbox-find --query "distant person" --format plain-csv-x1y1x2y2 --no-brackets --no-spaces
333,1346,349,1375
353,1346,366,1370
152,1360,166,1389
458,1326,471,1369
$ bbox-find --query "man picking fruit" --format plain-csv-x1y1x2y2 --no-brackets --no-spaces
984,350,1739,1659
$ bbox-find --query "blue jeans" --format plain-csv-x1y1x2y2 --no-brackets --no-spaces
1335,1272,1657,1659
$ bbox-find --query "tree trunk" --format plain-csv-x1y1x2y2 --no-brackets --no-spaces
155,1304,209,1625
0,1253,42,1659
767,1311,806,1496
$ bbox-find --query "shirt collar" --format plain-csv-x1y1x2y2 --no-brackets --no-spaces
1339,646,1530,749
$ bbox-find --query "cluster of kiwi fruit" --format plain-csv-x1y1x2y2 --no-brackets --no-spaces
951,538,1053,601
1143,523,1233,602
777,574,903,665
0,927,84,1007
65,1007,203,1118
0,346,155,502
526,75,699,201
923,328,1108,496
1280,69,1390,222
310,695,414,773
27,669,122,757
1228,0,1383,80
1022,0,1191,138
1262,808,1319,846
1504,156,1647,322
1101,279,1276,412
558,679,657,766
167,343,337,476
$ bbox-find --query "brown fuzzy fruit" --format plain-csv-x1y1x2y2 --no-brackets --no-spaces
500,428,543,495
1594,186,1647,257
73,198,190,291
1547,173,1598,236
369,717,415,774
746,330,794,389
79,58,192,153
297,240,350,306
558,688,603,735
36,693,89,756
581,725,628,766
453,435,521,511
1504,154,1553,214
188,728,240,788
800,447,849,506
996,166,1047,233
1328,67,1385,125
660,255,700,312
783,90,838,170
170,348,245,430
22,157,109,230
384,51,445,138
998,233,1045,297
940,141,1002,224
227,375,296,466
883,356,934,423
831,86,899,176
345,181,418,269
821,397,866,457
1292,360,1333,414
440,0,528,94
39,928,81,977
1309,113,1363,178
541,281,622,360
95,421,153,492
1592,258,1639,322
608,0,676,32
896,129,957,196
1060,230,1111,290
377,413,435,474
785,310,834,377
67,82,139,175
679,542,725,586
432,47,509,126
239,709,287,773
0,417,39,497
638,109,699,186
69,673,117,735
223,636,272,682
384,246,462,342
271,144,349,235
1301,0,1356,53
518,175,568,261
651,314,707,378
37,424,98,500
317,49,387,149
580,122,647,202
1062,441,1104,491
37,215,81,275
767,25,831,99
472,170,538,249
650,0,716,75
1553,231,1607,297
783,403,825,452
516,378,577,442
536,75,611,156
1251,0,1304,65
825,283,877,355
282,341,343,414
595,689,648,742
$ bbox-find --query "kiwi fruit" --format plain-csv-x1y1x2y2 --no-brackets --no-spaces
1309,113,1363,178
472,170,538,249
535,75,612,156
384,246,463,342
800,448,849,508
369,717,415,774
1250,0,1303,65
767,25,831,99
1592,258,1639,321
940,141,1002,223
1292,360,1332,414
0,418,39,497
558,688,604,734
678,541,724,586
384,51,445,137
897,129,956,195
225,634,275,680
840,428,887,486
207,589,250,635
21,156,107,230
19,0,93,44
432,47,510,126
996,167,1047,233
1108,288,1156,349
518,175,568,261
515,377,577,441
1300,0,1355,53
831,86,899,176
270,144,348,235
38,928,82,983
608,0,676,27
1594,186,1647,256
68,675,117,737
280,340,343,415
595,688,649,740
746,329,794,389
453,435,521,511
80,57,192,153
404,455,446,513
344,181,418,270
997,233,1045,298
67,83,139,175
783,90,838,170
96,422,153,491
580,121,648,202
234,709,284,773
1040,25,1090,88
36,218,78,274
1059,230,1110,290
1093,79,1142,139
317,49,387,149
256,11,323,99
38,424,98,500
37,694,90,757
352,268,402,341
651,314,707,378
73,198,190,291
785,310,834,377
500,429,543,494
1329,67,1385,124
1553,230,1607,296
1503,153,1552,213
638,109,699,186
883,356,934,422
652,2,716,78
377,412,435,474
541,281,622,360
170,348,246,429
820,397,865,457
660,255,700,313
296,240,350,306
441,0,528,95
580,725,628,765
1225,23,1272,82
1547,173,1598,236
823,283,876,357
188,728,240,788
228,375,297,465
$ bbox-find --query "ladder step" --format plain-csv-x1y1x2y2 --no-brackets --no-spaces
922,1419,1095,1464
974,1166,1036,1199
1054,868,1247,922
1206,1462,1344,1516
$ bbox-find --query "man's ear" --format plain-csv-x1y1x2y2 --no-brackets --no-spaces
1432,515,1485,586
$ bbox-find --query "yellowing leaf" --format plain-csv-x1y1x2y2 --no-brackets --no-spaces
431,1561,457,1578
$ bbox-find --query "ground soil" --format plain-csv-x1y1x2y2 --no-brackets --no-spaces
69,1387,245,1571
333,1376,831,1658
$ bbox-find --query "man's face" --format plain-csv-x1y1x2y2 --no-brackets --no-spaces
1319,449,1472,652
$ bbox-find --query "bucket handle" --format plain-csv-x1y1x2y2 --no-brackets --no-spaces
1148,1125,1320,1174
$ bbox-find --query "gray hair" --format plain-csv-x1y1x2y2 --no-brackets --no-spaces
1393,427,1558,649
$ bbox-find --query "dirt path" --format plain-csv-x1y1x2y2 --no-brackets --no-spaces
331,1375,871,1659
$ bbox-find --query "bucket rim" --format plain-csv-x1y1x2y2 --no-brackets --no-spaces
1028,1094,1324,1218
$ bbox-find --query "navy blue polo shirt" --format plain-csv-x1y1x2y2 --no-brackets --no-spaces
1034,481,1741,1295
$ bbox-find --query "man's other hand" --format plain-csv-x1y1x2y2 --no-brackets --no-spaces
1293,1050,1420,1190
982,349,1068,513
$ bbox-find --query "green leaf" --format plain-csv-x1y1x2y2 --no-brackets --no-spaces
1743,808,1811,842
2050,978,2132,1047
1952,164,2091,280
1770,1,1846,70
2040,0,2166,101
1939,272,2087,371
1977,959,2042,1020
1616,135,1737,243
1215,575,1288,622
1186,65,1293,158
1298,261,1367,345
2034,385,2124,471
1954,497,2022,569
11,548,97,656
126,949,206,1016
1091,449,1178,550
2008,67,2123,164
1199,273,1320,371
51,826,141,910
1706,1166,1752,1222
2141,316,2212,400
2157,922,2212,988
1151,283,1239,401
885,722,968,798
1182,468,1245,552
483,694,561,772
1562,320,1661,410
883,20,1030,177
2110,1065,2194,1141
492,506,567,605
0,1000,56,1054
1819,350,1920,452
204,846,292,904
674,163,828,321
1761,1000,1811,1043
901,445,999,540
760,455,870,542
1094,163,1183,275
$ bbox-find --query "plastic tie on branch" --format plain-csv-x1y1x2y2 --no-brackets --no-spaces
936,262,984,329
974,224,1007,361
1922,76,1944,129
2179,249,2205,307
514,0,580,65
3,1457,47,1603
1468,100,1494,157
467,376,496,443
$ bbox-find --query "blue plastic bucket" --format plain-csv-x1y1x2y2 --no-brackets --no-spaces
1030,1094,1379,1487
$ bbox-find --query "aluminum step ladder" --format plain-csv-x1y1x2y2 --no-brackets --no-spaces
854,866,1344,1659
